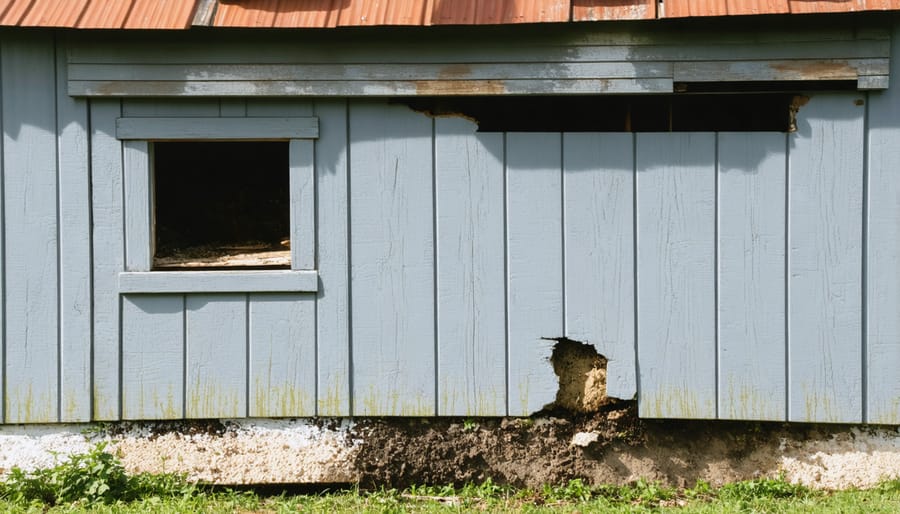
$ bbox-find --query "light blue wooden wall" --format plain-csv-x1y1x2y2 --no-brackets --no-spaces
0,28,899,423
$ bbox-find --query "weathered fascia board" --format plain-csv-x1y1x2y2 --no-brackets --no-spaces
118,270,318,293
674,58,890,90
75,78,674,97
116,117,319,140
65,16,891,97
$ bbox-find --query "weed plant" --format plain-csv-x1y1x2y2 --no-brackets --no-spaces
0,444,898,512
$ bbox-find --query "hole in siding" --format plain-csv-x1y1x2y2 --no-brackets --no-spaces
397,92,818,132
548,338,612,413
152,141,291,270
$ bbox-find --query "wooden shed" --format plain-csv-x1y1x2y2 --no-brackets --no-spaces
0,0,898,425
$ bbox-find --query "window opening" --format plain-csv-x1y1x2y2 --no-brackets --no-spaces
397,92,823,133
152,141,290,270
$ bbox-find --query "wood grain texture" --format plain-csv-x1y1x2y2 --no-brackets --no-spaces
115,116,318,140
122,295,184,419
71,78,674,98
788,94,864,423
289,139,315,270
434,117,506,416
314,99,351,415
636,133,717,419
865,25,900,424
90,99,125,420
122,98,219,117
717,133,787,421
563,133,636,401
249,293,316,417
506,133,563,416
2,34,59,423
123,140,151,271
349,102,435,416
56,42,93,422
185,294,247,418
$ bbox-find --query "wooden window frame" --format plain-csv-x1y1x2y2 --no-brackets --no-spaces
115,116,319,293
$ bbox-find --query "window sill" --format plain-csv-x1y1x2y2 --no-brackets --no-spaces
118,270,318,294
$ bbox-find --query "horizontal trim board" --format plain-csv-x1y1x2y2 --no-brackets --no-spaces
118,270,319,293
673,58,889,86
76,78,675,97
71,62,675,82
115,117,319,140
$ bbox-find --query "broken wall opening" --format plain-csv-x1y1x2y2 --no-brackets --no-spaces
550,338,614,413
397,90,835,132
152,141,290,270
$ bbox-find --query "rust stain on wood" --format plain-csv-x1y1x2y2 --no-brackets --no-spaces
770,60,857,79
414,80,507,95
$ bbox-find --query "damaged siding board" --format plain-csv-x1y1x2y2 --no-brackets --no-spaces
2,33,59,423
314,99,351,416
435,117,507,416
349,102,436,416
673,59,889,87
563,133,636,401
717,133,787,421
66,23,890,97
866,26,900,424
636,133,717,419
122,295,185,420
185,294,248,418
248,294,316,417
90,98,125,421
788,94,864,423
506,133,563,416
56,44,93,422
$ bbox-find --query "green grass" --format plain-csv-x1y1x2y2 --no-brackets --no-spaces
0,444,898,513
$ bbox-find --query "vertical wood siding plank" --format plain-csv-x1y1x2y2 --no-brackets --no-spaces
789,93,864,423
56,42,92,422
717,132,787,421
121,294,184,419
349,101,435,416
563,133,636,401
249,293,316,417
289,139,315,270
2,35,60,423
506,133,563,416
185,294,247,418
123,140,151,271
434,117,506,416
314,99,351,415
90,99,124,420
865,24,900,423
636,133,717,419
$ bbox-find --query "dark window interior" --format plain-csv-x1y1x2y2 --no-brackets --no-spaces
398,92,812,132
153,141,290,270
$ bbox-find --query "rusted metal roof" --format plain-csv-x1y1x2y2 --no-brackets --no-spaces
1,0,900,29
1,0,197,28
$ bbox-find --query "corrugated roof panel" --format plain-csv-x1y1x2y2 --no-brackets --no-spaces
124,0,196,28
789,0,866,13
336,0,429,26
729,0,790,15
269,0,342,28
572,0,656,20
18,0,90,27
215,0,279,27
76,0,133,28
0,0,32,25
